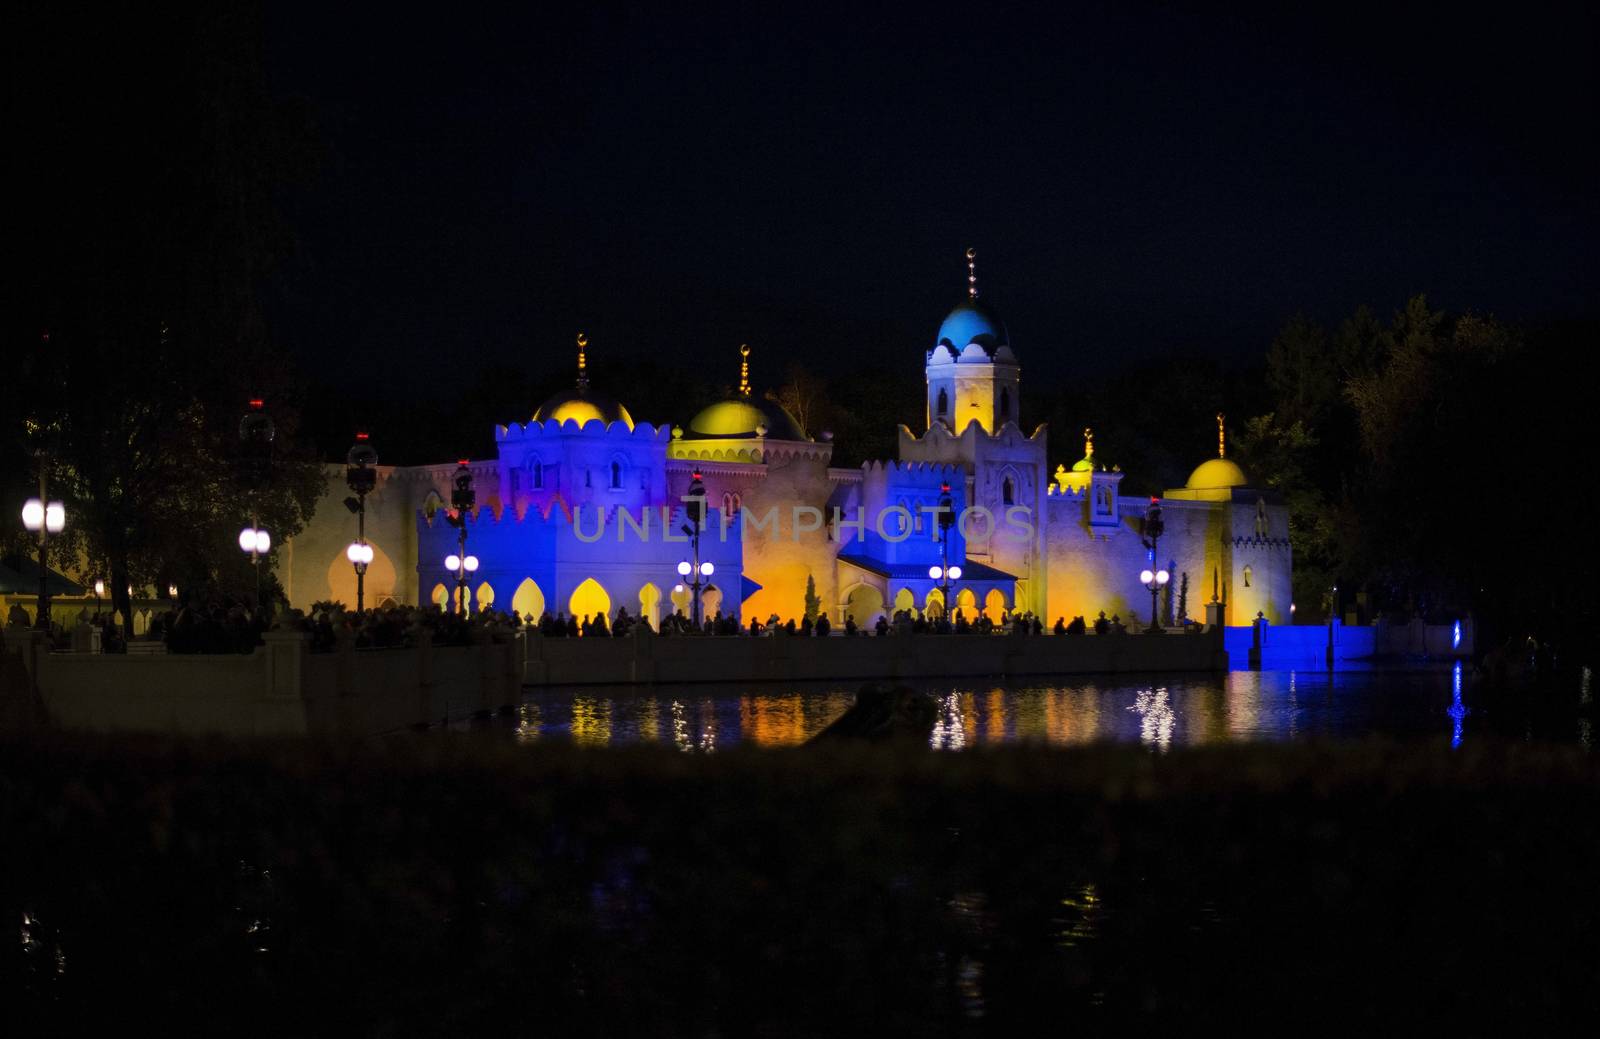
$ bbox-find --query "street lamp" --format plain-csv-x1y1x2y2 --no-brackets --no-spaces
445,551,480,613
20,489,65,632
1140,566,1171,632
344,432,379,612
679,470,708,626
239,524,271,601
1139,496,1166,633
444,460,475,615
239,399,276,611
927,562,962,616
935,481,957,614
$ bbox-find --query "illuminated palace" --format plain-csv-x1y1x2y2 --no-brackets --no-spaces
279,254,1291,628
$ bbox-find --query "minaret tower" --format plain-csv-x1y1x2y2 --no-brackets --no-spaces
925,247,1021,434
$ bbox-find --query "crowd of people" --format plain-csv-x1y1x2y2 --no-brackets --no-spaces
9,594,1191,655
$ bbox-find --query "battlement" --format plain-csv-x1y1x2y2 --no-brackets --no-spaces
496,418,671,442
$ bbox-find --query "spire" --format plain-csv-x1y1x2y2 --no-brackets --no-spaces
1083,426,1094,460
1217,411,1226,459
739,343,751,398
576,332,589,392
965,247,978,299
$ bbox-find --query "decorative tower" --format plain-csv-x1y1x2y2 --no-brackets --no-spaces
925,248,1021,434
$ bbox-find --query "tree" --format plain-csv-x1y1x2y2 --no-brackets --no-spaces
766,364,831,440
9,3,324,636
803,575,821,624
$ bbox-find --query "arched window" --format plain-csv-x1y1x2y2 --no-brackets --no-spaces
610,461,623,489
530,456,543,489
936,388,948,417
1243,565,1253,588
999,387,1012,422
584,468,593,488
1002,476,1015,507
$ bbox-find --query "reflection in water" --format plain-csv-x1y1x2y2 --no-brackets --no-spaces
1055,883,1104,948
931,692,966,750
501,668,1514,749
571,696,612,747
515,702,541,744
1129,686,1175,749
1447,661,1467,749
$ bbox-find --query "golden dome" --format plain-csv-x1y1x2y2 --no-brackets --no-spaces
685,398,807,441
533,391,634,429
1185,457,1249,490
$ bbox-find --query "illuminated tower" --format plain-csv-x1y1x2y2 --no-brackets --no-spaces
925,248,1021,434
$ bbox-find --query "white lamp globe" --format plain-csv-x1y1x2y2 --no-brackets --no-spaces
346,542,364,563
445,554,461,571
44,502,65,534
239,527,257,552
1140,569,1154,585
1156,570,1170,585
464,555,479,572
22,498,44,531
93,579,105,597
362,544,375,564
168,584,179,598
947,565,962,581
928,565,943,580
677,560,692,576
700,561,714,577
254,530,271,553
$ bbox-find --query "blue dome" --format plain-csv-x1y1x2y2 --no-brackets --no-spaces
936,299,1008,352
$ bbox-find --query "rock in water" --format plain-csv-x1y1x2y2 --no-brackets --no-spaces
811,684,937,744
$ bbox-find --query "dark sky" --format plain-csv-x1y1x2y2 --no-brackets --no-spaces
262,1,1597,398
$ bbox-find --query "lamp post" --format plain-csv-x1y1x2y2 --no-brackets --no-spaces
445,460,475,615
344,432,379,612
238,524,271,604
937,481,957,614
445,551,480,614
1326,582,1339,670
20,466,65,631
238,399,276,612
1139,496,1167,633
679,470,708,626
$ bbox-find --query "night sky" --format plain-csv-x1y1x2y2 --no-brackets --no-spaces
261,1,1596,398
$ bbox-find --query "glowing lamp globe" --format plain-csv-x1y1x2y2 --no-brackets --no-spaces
168,584,179,598
45,502,65,533
1140,569,1154,586
21,498,43,531
445,554,461,571
947,566,962,581
929,565,943,580
677,560,693,577
346,542,374,565
239,527,257,552
93,579,105,597
699,561,714,577
464,555,480,573
254,530,270,553
1156,570,1170,585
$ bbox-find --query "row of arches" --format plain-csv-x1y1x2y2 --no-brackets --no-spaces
841,584,1008,626
427,576,728,626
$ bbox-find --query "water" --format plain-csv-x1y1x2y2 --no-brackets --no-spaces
474,662,1592,750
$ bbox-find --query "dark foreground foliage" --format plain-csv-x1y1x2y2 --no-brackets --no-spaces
2,734,1597,1034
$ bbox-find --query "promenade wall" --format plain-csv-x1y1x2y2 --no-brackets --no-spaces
2,626,1226,737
